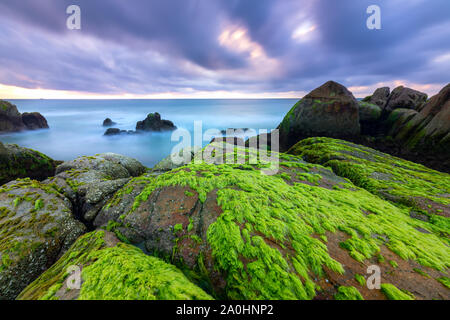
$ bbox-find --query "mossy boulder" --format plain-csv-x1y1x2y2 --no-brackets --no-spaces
278,81,360,151
358,102,382,135
94,145,449,300
45,153,146,223
389,84,450,161
0,142,57,186
288,137,450,225
363,87,390,109
152,146,202,173
0,179,86,299
17,230,213,300
384,86,428,112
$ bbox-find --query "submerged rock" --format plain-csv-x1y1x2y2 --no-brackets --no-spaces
94,144,449,300
0,100,49,132
17,230,213,300
278,81,360,151
0,179,86,299
102,118,116,127
136,112,176,132
0,143,56,186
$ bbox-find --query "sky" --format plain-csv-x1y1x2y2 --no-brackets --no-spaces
0,0,449,99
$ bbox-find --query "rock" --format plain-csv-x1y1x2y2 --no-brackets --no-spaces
152,146,201,173
0,100,49,132
93,145,449,300
21,112,49,130
0,179,86,299
364,87,390,108
359,102,382,123
104,128,121,136
46,153,146,223
278,81,360,151
389,83,449,160
17,230,213,300
384,86,427,112
358,101,382,135
385,108,418,137
0,143,56,186
288,137,450,219
0,100,25,132
136,112,176,132
102,118,116,127
210,137,245,146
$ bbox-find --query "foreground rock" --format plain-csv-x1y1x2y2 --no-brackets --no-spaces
0,142,56,185
0,100,48,132
94,144,449,300
136,112,176,132
18,230,212,300
362,87,390,108
152,146,201,173
278,81,360,151
45,153,146,223
288,137,450,222
0,179,86,299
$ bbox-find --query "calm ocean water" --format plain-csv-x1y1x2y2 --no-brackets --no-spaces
0,99,297,167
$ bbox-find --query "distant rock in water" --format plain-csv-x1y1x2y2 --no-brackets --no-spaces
136,112,176,132
104,128,137,136
103,118,116,127
0,100,49,132
22,112,49,130
278,81,360,151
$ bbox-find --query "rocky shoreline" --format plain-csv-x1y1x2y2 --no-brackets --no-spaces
0,80,449,300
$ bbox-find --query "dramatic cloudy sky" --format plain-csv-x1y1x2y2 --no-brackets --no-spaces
0,0,448,98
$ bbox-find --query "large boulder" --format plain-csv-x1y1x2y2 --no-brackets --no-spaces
358,102,382,135
136,112,176,132
152,146,201,173
278,81,360,151
17,230,213,300
45,153,146,223
363,87,390,108
0,100,49,132
390,84,450,160
21,112,49,130
0,143,56,186
384,86,428,112
93,146,449,300
0,100,25,132
0,179,86,299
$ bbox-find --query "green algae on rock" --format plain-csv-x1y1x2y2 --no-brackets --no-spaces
0,142,56,186
380,283,415,300
18,230,213,300
334,286,364,300
288,137,450,224
94,145,449,300
0,178,85,299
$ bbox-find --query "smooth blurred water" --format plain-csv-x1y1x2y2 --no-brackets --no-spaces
0,99,297,167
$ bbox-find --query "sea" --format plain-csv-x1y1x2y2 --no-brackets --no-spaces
0,99,297,167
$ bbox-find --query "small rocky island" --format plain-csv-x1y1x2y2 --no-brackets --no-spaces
104,112,176,136
0,100,49,132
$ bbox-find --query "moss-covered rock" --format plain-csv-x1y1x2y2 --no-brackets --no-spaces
17,230,213,300
0,179,86,299
288,137,450,228
94,144,449,300
0,142,56,186
278,81,360,151
45,153,147,223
